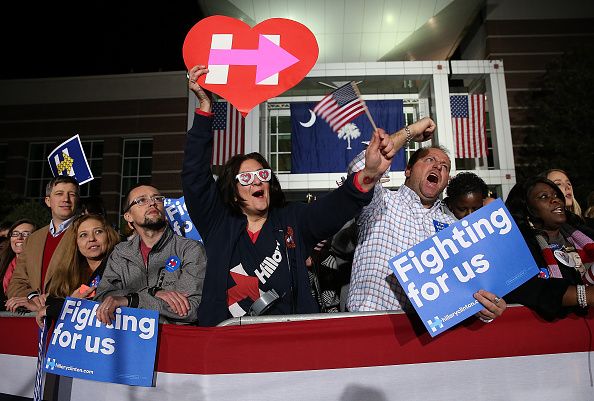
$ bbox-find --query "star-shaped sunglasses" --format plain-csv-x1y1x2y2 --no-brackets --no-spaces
235,168,272,186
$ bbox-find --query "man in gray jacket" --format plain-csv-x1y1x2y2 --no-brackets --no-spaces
95,184,206,325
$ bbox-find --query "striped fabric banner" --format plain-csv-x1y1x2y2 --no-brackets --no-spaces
212,101,245,166
2,307,594,400
450,94,487,158
33,321,48,401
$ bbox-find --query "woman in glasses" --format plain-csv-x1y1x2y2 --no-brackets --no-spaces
183,66,397,326
0,219,37,310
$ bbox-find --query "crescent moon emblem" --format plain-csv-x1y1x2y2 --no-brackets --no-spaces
299,109,316,127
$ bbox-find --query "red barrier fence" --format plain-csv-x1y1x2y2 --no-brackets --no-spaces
1,305,593,400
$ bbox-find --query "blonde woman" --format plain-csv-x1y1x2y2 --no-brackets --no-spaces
543,169,582,217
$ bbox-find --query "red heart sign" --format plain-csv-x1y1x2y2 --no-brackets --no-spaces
183,15,319,117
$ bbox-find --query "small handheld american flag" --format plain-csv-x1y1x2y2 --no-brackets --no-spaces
314,82,376,132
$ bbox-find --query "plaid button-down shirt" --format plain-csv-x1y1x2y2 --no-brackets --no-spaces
347,184,456,311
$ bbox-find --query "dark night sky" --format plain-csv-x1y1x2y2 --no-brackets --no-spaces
1,2,204,79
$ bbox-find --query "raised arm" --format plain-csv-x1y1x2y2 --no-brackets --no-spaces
181,65,226,241
388,117,436,150
298,127,397,247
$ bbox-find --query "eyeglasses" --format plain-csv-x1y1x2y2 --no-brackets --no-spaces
10,231,31,238
235,169,272,186
124,195,166,212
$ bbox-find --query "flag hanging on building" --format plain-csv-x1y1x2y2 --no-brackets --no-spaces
450,94,487,158
313,82,367,133
291,99,405,173
212,101,245,166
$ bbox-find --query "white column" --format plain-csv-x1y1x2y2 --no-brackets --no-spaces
430,61,456,174
244,105,262,154
486,60,516,198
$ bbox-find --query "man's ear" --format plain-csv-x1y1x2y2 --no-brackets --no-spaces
44,196,51,208
124,211,132,223
404,168,411,178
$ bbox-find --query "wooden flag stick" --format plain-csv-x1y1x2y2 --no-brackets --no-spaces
351,81,377,132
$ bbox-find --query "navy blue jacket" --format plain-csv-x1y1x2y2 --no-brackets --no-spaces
182,112,373,326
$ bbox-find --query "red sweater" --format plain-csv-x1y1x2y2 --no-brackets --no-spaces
40,230,65,291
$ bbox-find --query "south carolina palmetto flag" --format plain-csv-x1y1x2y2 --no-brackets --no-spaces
450,94,487,158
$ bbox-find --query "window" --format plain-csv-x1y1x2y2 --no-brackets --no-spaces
25,142,55,198
268,108,292,173
80,140,104,198
120,139,153,213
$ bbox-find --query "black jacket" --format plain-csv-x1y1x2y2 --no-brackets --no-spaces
182,112,373,326
504,219,594,321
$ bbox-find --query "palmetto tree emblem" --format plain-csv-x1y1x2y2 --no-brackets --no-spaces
337,123,361,150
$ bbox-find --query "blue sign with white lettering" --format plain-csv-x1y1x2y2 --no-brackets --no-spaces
44,298,158,386
164,196,203,243
388,200,538,337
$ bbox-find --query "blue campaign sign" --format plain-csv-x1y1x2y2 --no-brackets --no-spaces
164,196,203,243
388,199,538,337
44,298,159,386
47,134,94,185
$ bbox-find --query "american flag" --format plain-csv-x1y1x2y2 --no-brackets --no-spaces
450,94,487,158
313,82,367,133
212,101,245,166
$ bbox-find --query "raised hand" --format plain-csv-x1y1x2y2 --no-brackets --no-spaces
358,128,397,191
187,65,212,113
407,117,436,142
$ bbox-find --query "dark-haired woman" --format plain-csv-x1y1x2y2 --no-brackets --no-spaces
182,65,396,326
504,177,594,320
0,219,37,310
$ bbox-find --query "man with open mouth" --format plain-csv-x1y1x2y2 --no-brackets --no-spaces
347,137,506,323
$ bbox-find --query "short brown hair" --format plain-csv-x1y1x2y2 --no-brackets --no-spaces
45,176,80,197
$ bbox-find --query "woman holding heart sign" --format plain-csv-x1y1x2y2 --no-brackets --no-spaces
183,65,401,326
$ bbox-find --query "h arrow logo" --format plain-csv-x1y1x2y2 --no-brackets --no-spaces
427,316,444,333
206,33,294,86
54,149,75,176
45,358,56,370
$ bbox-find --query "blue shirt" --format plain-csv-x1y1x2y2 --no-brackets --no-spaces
49,215,75,237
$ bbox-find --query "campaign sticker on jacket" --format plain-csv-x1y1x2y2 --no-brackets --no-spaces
433,220,449,233
89,276,101,288
165,256,181,272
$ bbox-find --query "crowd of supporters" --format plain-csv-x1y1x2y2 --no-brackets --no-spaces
0,66,592,329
